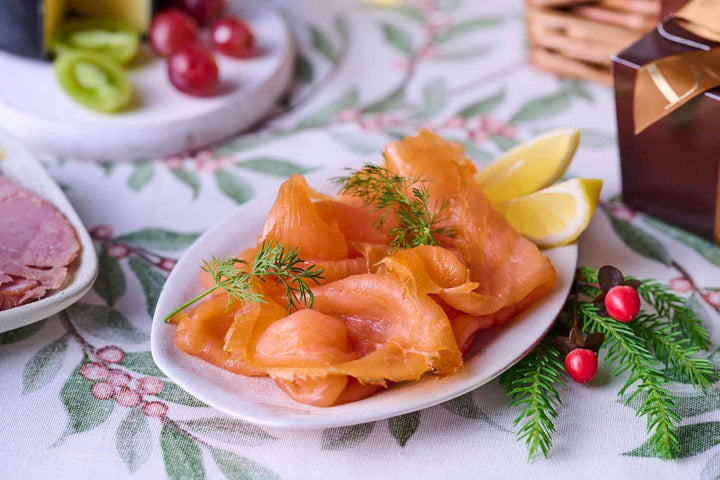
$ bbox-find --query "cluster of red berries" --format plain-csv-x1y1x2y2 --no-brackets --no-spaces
90,224,177,273
81,346,169,418
557,266,642,384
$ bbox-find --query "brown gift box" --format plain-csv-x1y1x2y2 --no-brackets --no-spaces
612,2,720,244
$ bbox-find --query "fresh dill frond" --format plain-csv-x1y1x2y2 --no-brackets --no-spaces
164,241,324,322
335,163,452,249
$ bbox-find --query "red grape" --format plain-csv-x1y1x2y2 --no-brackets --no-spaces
150,9,198,57
173,0,226,26
211,16,256,58
168,42,219,96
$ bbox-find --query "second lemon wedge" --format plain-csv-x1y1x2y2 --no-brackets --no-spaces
476,128,580,203
494,178,603,247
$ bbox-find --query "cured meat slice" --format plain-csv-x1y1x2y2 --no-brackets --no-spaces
0,175,80,310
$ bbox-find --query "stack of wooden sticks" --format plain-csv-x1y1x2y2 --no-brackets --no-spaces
526,0,688,85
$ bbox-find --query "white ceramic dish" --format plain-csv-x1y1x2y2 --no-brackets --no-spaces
0,0,294,162
0,131,98,333
151,173,577,429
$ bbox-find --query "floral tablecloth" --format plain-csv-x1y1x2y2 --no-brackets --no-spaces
2,0,720,479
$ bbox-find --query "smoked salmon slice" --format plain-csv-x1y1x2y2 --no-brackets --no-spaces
172,130,556,407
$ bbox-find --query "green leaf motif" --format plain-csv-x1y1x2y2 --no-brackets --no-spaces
435,46,491,60
459,140,494,165
509,90,573,123
99,162,116,176
237,157,316,177
178,417,276,446
381,23,413,55
294,54,314,84
579,129,616,149
209,447,280,480
434,17,503,43
335,14,350,44
321,422,374,450
94,245,126,307
156,382,208,407
362,2,424,22
409,78,448,120
55,357,114,445
624,421,720,459
22,335,68,394
160,424,205,480
456,88,506,118
389,411,420,447
297,88,359,128
117,408,152,474
117,228,200,251
67,303,148,344
310,25,336,62
492,135,520,152
127,162,154,191
442,393,507,432
643,215,720,267
330,132,385,155
623,387,720,419
170,168,202,198
701,451,720,480
214,169,254,204
607,216,671,266
128,257,165,316
122,351,167,378
361,89,405,114
0,320,46,345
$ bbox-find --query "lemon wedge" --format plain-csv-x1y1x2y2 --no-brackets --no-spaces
494,178,603,247
476,128,580,203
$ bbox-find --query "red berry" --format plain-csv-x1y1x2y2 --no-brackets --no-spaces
90,225,113,240
107,370,132,388
136,376,164,395
565,348,598,383
142,401,169,418
116,388,143,408
91,382,116,400
173,0,226,25
168,42,219,96
210,16,255,58
106,244,129,260
150,9,198,57
159,258,177,273
605,285,641,323
80,362,109,381
97,345,125,363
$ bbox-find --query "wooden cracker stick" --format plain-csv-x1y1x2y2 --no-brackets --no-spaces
529,28,621,65
597,0,661,16
572,5,658,30
529,47,612,86
527,7,643,45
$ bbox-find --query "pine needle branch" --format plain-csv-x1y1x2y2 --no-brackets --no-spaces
636,280,712,351
630,313,714,392
499,336,567,460
581,303,680,460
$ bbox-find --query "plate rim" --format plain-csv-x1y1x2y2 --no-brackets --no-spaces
0,130,99,332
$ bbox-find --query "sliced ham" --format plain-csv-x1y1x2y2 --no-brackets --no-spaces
0,175,80,310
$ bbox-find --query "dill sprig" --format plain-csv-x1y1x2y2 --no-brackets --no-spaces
581,302,680,460
163,241,324,322
499,335,567,460
335,163,452,249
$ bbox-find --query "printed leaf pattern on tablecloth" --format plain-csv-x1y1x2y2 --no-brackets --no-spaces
0,320,46,345
116,229,200,251
701,451,720,480
117,408,152,473
321,423,374,450
643,215,720,267
456,88,506,118
625,422,720,459
128,257,165,316
178,417,277,446
214,169,255,204
67,303,148,344
160,424,206,480
409,78,448,120
122,350,168,378
22,335,68,394
156,381,208,408
237,157,317,177
128,162,155,191
298,88,359,128
210,447,280,480
381,23,414,55
94,246,127,306
434,16,503,43
170,169,202,198
55,357,115,445
442,393,508,432
330,132,386,155
607,215,672,266
389,412,420,447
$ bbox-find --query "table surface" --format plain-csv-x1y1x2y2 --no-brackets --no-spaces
2,1,719,479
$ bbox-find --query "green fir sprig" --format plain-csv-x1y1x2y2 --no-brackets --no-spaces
501,266,714,461
164,241,324,322
335,163,452,249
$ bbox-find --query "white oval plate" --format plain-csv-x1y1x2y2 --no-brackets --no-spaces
151,172,577,429
0,0,294,161
0,131,98,333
